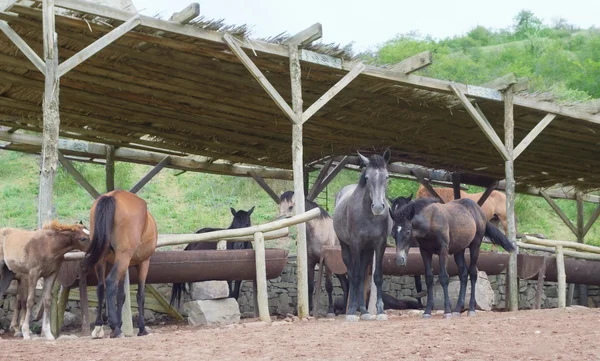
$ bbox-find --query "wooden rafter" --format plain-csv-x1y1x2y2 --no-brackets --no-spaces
392,51,432,74
282,23,322,47
411,169,444,203
477,182,498,207
540,190,578,236
248,171,280,205
58,151,100,199
0,20,46,74
129,156,171,194
307,157,333,201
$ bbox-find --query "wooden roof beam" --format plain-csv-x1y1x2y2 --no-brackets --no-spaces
513,113,556,160
169,3,200,23
480,73,529,92
0,20,46,74
21,0,600,124
392,51,432,74
283,23,322,48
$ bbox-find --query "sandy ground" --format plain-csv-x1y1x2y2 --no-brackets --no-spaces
2,307,600,361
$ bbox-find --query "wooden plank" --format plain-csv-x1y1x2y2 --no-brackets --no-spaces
105,144,115,192
38,0,60,228
556,245,566,308
0,20,46,74
79,263,90,336
282,23,322,47
129,156,171,194
411,169,445,203
168,3,200,23
452,173,461,200
504,85,518,312
480,73,517,91
391,51,432,74
307,157,333,201
451,84,509,161
50,281,60,338
121,269,133,337
517,241,600,261
57,15,141,77
513,113,556,159
522,236,600,254
477,182,497,207
253,232,270,322
534,257,547,310
56,285,70,333
575,98,600,115
223,33,296,123
248,171,280,205
289,43,309,320
146,285,184,321
302,63,365,123
583,204,600,237
540,190,578,236
58,151,101,199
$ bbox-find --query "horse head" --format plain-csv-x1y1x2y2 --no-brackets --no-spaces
358,149,391,216
277,191,296,218
230,206,254,229
389,206,413,267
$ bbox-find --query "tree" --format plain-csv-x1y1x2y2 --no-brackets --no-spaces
514,10,543,39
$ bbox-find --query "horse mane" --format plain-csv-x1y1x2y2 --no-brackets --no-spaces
359,154,387,187
396,198,440,220
42,220,81,233
280,191,329,219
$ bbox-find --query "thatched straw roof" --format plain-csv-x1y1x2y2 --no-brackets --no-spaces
0,0,599,191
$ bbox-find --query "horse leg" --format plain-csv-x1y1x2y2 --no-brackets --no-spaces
92,261,107,339
414,275,424,307
21,272,39,340
136,259,150,336
374,241,387,321
308,257,316,316
116,278,125,329
335,273,348,315
357,248,373,320
340,242,359,321
40,273,58,340
325,266,335,317
231,280,242,300
453,250,468,316
106,255,130,338
420,249,435,318
467,244,481,316
10,277,25,335
438,248,453,318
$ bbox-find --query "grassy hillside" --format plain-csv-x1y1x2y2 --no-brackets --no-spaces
0,151,598,250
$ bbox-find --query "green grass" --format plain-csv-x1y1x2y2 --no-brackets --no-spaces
0,151,598,251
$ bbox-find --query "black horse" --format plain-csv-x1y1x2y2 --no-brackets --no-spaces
169,206,254,309
390,197,515,318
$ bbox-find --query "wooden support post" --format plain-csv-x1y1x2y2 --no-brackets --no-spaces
121,269,133,336
534,256,548,309
411,170,445,203
129,156,170,194
105,144,115,192
248,171,280,205
58,151,100,199
57,285,70,332
289,43,309,319
504,85,519,312
556,245,566,308
312,254,325,319
308,156,349,201
452,173,461,200
253,232,270,322
79,262,90,336
576,192,588,306
477,182,497,206
38,0,60,228
50,280,60,338
307,158,333,201
252,281,259,318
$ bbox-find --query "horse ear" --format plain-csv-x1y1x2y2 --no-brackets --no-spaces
78,220,83,225
408,193,413,201
357,152,369,167
230,207,236,216
383,149,391,163
248,206,255,215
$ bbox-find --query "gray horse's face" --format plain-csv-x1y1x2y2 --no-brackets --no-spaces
358,150,391,216
390,209,412,266
278,197,295,218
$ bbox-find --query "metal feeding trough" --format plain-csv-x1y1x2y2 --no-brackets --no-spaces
58,249,289,287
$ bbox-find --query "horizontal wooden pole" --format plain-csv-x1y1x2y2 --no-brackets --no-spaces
57,15,141,77
282,23,322,47
168,3,199,23
392,51,432,74
0,20,46,75
522,236,600,254
517,241,600,261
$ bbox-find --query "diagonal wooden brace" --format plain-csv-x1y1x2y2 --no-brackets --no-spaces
0,20,46,75
58,151,101,199
129,156,170,194
513,113,556,160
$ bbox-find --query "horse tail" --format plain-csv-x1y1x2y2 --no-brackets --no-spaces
85,195,116,270
485,222,515,252
169,282,188,309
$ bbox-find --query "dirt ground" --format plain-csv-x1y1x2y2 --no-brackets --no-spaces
1,307,600,361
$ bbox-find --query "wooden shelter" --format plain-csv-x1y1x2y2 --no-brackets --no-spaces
0,0,599,318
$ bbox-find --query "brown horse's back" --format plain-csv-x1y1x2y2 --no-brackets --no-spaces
92,190,157,266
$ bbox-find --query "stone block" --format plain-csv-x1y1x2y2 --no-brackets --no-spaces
429,271,494,311
183,299,240,326
190,281,230,301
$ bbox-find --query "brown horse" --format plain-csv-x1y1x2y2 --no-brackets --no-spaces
86,190,158,339
0,222,90,340
415,185,516,236
278,191,347,317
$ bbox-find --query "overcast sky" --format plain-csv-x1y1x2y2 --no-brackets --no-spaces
132,0,598,52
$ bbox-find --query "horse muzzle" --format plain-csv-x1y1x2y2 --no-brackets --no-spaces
396,249,407,266
371,204,386,216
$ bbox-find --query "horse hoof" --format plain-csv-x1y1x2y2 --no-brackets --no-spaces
23,332,32,341
345,315,359,322
45,334,56,341
14,331,23,337
422,313,432,319
110,332,124,339
376,314,388,321
452,312,462,317
91,326,104,339
443,313,453,319
137,329,149,337
360,313,373,321
468,311,476,317
326,313,336,318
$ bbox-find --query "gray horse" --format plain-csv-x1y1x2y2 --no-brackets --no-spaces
333,150,392,321
278,191,347,317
